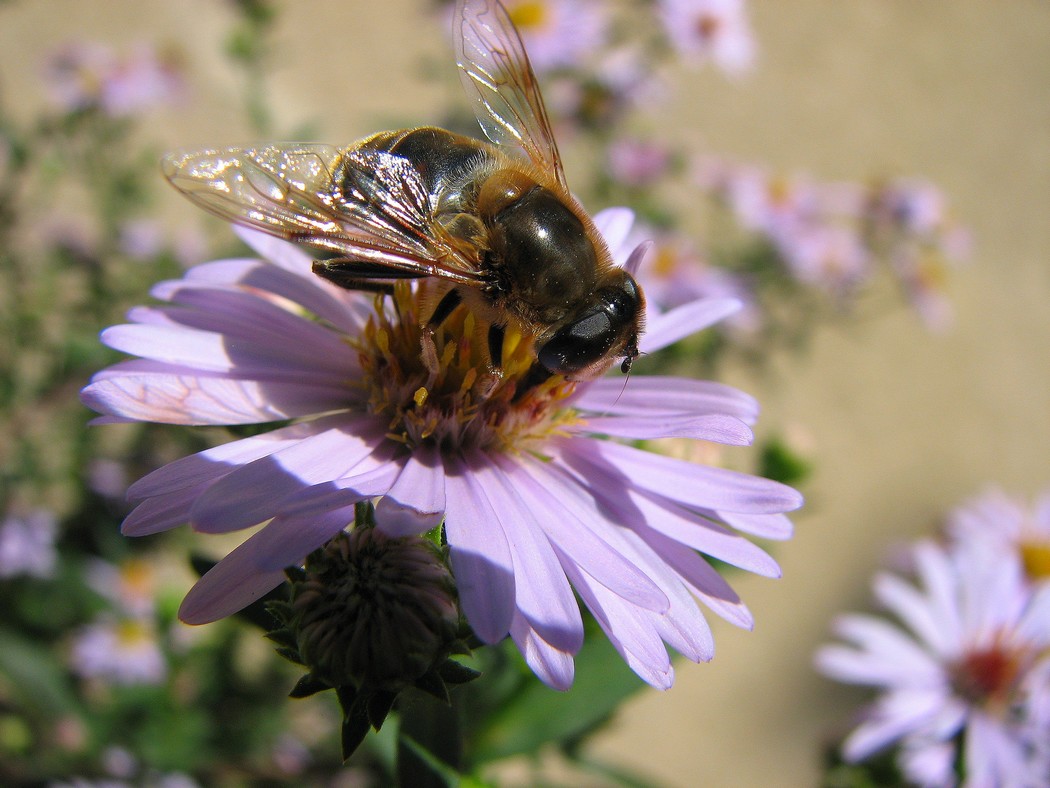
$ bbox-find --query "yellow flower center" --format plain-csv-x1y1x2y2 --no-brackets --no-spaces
116,619,152,648
1020,538,1050,580
508,1,550,31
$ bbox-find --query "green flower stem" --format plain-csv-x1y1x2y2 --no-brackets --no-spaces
397,687,464,787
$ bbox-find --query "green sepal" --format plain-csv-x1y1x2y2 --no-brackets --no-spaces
413,669,451,704
436,658,481,686
366,689,397,730
264,626,298,652
340,697,372,763
288,673,330,699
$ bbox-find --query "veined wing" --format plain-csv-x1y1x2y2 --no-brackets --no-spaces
454,0,567,190
162,144,484,286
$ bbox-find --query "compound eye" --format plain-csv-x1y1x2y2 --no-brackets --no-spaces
537,307,616,377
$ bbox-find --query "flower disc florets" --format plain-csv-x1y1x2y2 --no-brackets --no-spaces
357,282,578,454
288,525,460,692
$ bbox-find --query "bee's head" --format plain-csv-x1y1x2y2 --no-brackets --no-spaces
536,268,644,381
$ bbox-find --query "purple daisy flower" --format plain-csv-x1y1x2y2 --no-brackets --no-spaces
815,539,1050,786
82,213,801,690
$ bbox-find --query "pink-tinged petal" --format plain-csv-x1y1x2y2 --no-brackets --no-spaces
560,436,802,514
510,612,575,691
578,413,753,444
575,377,759,424
487,457,584,653
718,511,794,540
127,418,337,502
639,298,741,354
639,527,753,629
592,207,634,257
375,445,447,538
443,453,516,645
190,419,389,533
515,456,669,613
81,371,349,426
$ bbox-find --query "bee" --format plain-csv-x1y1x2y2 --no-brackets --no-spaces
162,0,644,381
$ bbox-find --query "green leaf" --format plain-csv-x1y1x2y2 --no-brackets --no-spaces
468,634,643,762
0,627,81,718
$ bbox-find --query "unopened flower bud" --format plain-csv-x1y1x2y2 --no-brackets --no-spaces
287,526,460,693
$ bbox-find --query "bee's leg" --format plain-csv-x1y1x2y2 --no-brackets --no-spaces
312,259,423,293
425,289,462,328
487,324,505,369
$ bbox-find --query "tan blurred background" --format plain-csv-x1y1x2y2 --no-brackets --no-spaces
2,1,1048,785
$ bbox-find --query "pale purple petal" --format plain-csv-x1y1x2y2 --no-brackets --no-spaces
131,288,360,369
487,457,584,653
121,484,208,536
442,453,516,644
514,456,669,612
628,492,781,577
190,419,390,533
558,436,802,516
100,323,352,385
375,444,447,537
819,614,943,686
873,572,956,658
592,206,635,257
577,413,753,444
179,491,368,623
127,418,337,502
510,612,575,691
574,376,759,424
609,528,715,662
81,370,349,425
639,298,741,354
565,559,673,689
275,465,402,518
638,527,753,629
179,538,290,625
183,256,368,334
841,688,949,762
718,511,794,540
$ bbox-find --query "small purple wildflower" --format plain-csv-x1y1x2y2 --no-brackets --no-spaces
0,509,58,580
816,539,1050,786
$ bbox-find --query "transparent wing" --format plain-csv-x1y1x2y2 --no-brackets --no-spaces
162,144,484,286
454,0,567,190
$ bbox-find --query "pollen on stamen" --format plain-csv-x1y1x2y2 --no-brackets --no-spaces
353,282,582,453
